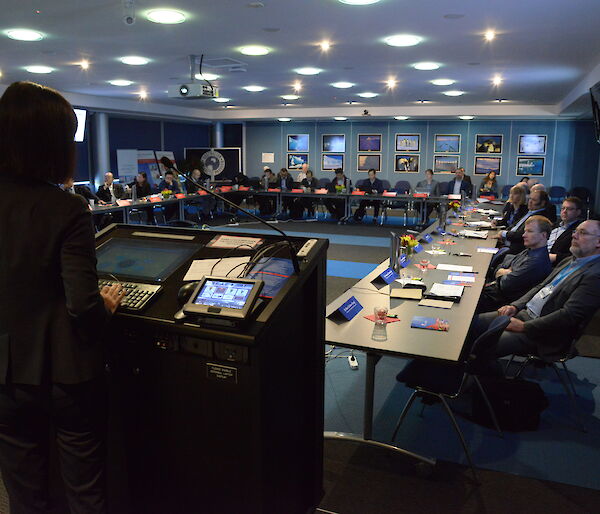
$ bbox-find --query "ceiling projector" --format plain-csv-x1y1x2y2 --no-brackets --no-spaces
168,83,219,99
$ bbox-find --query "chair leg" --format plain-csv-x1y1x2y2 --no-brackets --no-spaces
561,362,578,397
439,395,479,483
514,356,531,378
551,364,586,432
390,390,418,443
504,355,516,376
473,376,503,437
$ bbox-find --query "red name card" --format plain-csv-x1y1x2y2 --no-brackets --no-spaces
197,190,209,195
315,188,328,194
220,186,232,192
149,196,162,203
267,188,281,192
383,191,397,197
238,186,250,191
116,199,131,206
413,192,429,198
175,193,186,199
291,188,304,193
351,191,366,195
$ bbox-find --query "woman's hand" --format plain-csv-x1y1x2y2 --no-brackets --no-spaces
100,283,125,314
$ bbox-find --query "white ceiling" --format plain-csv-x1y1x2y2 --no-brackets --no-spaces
1,0,600,120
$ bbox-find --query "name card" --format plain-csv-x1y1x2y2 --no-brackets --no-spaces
351,191,366,195
383,191,397,197
377,267,399,284
335,296,363,321
175,193,186,199
220,186,232,192
399,254,411,268
238,186,250,191
291,188,304,193
116,199,131,206
448,194,461,200
421,233,433,244
413,192,429,198
149,196,162,203
267,188,281,192
315,188,328,194
413,243,424,253
197,190,209,195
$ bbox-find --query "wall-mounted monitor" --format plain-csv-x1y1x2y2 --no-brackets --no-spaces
74,108,87,142
433,155,459,174
475,134,503,154
474,156,502,176
395,154,419,173
322,134,346,152
322,153,344,171
395,134,420,152
518,135,547,155
287,153,308,169
358,134,381,152
434,134,461,153
517,157,544,176
357,153,381,172
288,134,309,152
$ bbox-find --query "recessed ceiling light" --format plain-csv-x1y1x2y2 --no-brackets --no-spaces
195,72,219,81
6,28,44,41
281,94,299,100
394,116,409,120
225,105,236,108
485,30,496,41
386,78,397,88
213,97,230,103
430,79,455,86
146,9,186,24
331,81,354,88
79,60,90,70
416,99,431,104
334,117,347,121
295,67,322,75
320,40,331,51
339,0,381,4
384,34,423,47
239,45,270,56
278,118,291,122
138,90,148,100
25,65,53,74
243,85,266,92
413,62,440,70
494,98,508,103
443,90,465,96
108,79,133,86
293,81,302,91
492,75,503,86
459,115,474,120
357,92,378,98
120,56,149,66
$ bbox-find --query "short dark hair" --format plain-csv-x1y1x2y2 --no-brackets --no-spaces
526,215,552,238
335,168,344,174
368,168,376,174
164,170,174,177
535,190,549,206
425,168,433,175
564,196,583,211
264,168,273,175
0,81,76,183
280,167,287,173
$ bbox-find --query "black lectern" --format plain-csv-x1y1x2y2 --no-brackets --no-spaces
96,224,327,514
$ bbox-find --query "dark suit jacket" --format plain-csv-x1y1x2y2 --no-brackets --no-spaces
276,174,294,190
549,220,582,266
511,256,600,360
96,182,125,203
158,179,181,193
358,178,384,194
74,184,100,202
301,177,319,191
503,208,546,254
498,204,527,228
447,179,473,197
0,176,109,385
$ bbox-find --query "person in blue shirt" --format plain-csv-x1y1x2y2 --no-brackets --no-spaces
477,216,552,312
158,170,181,193
471,219,600,372
353,169,385,223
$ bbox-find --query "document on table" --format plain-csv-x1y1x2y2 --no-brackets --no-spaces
425,249,446,255
462,230,489,239
436,263,474,273
476,208,498,215
183,257,251,281
466,221,493,228
418,298,454,309
477,247,499,254
448,273,475,283
429,283,464,298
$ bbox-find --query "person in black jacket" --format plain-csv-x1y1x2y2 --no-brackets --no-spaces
277,168,295,214
96,172,125,204
326,168,351,220
353,169,384,223
291,169,318,218
0,81,124,514
493,186,528,228
547,197,583,266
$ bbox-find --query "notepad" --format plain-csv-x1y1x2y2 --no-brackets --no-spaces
436,263,473,273
462,230,489,239
390,288,423,300
430,283,464,298
477,247,499,254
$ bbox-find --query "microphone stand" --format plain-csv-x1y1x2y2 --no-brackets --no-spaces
179,170,301,274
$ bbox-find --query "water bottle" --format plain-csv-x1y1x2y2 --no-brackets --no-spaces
132,184,137,202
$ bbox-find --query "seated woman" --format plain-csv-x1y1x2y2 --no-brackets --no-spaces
478,170,498,198
415,168,440,196
493,185,527,229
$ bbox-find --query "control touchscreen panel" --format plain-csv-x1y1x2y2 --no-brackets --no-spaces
193,280,254,310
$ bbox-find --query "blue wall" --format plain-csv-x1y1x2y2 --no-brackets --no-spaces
245,119,599,193
163,121,211,164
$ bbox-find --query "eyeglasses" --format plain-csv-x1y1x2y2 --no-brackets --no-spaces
573,228,600,237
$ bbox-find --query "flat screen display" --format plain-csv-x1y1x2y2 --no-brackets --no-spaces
96,238,199,282
322,134,345,152
74,108,87,142
193,280,254,309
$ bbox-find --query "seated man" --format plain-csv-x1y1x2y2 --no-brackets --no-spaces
472,219,600,373
62,177,102,206
478,216,552,312
96,171,125,203
277,168,294,214
353,169,384,223
447,168,473,198
257,168,277,216
547,196,583,266
530,183,557,223
325,168,351,220
158,170,181,193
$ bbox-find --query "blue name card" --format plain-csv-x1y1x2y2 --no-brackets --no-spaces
413,243,423,253
379,267,399,284
399,254,410,268
338,296,363,321
422,234,433,244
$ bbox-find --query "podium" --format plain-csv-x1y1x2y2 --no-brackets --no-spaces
96,224,327,514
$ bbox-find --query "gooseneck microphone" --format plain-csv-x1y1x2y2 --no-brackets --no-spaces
159,156,300,274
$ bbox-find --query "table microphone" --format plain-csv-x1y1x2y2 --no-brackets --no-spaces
159,156,301,274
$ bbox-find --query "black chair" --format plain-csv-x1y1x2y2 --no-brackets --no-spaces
439,181,450,195
505,338,585,431
501,184,513,200
569,186,593,218
391,315,510,481
549,186,567,205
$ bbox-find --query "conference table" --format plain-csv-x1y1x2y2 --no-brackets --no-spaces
324,209,500,463
90,188,457,225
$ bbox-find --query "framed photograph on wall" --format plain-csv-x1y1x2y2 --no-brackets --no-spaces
322,134,346,153
322,153,345,171
516,157,545,176
518,134,547,155
395,134,420,152
394,154,419,173
287,153,309,169
287,134,309,152
434,134,461,153
358,134,382,152
475,135,503,154
357,154,381,172
474,156,502,176
433,155,460,174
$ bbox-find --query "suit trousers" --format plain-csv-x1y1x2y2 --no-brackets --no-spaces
0,378,107,514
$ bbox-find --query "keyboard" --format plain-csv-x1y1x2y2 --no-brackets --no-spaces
98,279,162,311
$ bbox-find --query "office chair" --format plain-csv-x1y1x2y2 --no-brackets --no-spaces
501,185,513,200
391,315,510,481
548,186,567,204
504,338,585,431
439,181,450,196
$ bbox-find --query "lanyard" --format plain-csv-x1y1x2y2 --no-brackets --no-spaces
550,256,600,287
